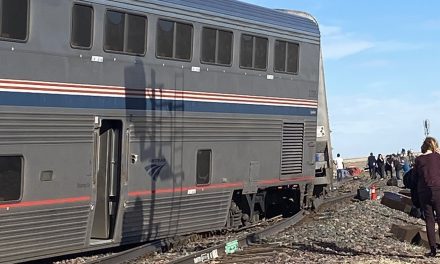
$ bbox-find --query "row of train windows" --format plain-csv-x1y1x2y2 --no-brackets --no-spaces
0,0,299,74
0,151,210,203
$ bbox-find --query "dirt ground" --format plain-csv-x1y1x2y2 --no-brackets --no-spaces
343,157,368,170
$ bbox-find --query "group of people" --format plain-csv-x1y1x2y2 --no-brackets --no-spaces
335,137,440,257
367,149,416,180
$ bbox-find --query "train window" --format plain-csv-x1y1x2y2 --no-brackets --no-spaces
287,42,299,73
218,30,233,65
156,19,193,61
105,11,125,52
71,4,93,49
126,14,147,54
274,40,299,74
254,37,268,70
196,150,211,185
201,28,216,63
157,19,174,58
0,0,28,41
274,40,286,72
104,10,147,55
175,22,192,60
240,34,253,68
201,27,232,65
240,34,267,70
0,156,22,202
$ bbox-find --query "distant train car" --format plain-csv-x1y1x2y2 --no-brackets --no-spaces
0,0,323,262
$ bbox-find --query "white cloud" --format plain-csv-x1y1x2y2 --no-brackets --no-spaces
320,24,424,61
320,25,342,36
320,24,374,60
373,40,426,52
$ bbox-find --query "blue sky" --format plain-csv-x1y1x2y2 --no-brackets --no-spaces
242,0,440,158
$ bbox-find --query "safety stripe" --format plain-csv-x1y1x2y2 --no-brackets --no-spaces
258,176,315,185
128,182,244,197
0,196,91,209
128,177,314,197
0,177,314,209
0,91,317,116
0,78,318,108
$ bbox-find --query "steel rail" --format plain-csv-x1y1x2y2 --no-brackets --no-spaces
83,240,164,264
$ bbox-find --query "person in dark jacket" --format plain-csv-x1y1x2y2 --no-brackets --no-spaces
376,154,385,179
403,168,422,217
367,153,376,179
385,155,393,178
414,136,440,257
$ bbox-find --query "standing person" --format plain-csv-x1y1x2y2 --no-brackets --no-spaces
385,155,393,178
402,151,411,174
408,150,416,167
393,154,403,180
367,153,376,179
334,153,344,182
414,137,440,257
376,154,385,179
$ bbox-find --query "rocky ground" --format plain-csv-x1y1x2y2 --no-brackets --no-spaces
215,181,438,264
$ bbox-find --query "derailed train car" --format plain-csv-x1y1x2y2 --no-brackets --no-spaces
0,0,329,262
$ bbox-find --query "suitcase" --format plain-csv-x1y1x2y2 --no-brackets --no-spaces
387,178,398,186
357,187,370,201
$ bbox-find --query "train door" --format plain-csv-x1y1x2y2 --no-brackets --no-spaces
91,120,122,240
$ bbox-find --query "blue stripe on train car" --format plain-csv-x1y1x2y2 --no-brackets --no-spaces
0,91,317,116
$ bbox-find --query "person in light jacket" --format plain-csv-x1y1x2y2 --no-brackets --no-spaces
334,153,344,182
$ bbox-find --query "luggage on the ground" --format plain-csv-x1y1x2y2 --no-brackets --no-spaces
387,178,398,186
357,187,370,201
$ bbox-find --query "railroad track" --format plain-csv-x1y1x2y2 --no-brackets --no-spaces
166,179,379,264
77,177,378,264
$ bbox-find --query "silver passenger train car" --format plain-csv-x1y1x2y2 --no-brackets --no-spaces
0,0,329,262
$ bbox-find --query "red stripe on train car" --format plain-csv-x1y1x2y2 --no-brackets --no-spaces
0,196,91,209
128,177,316,197
0,85,317,107
0,79,318,106
128,182,244,197
257,176,315,185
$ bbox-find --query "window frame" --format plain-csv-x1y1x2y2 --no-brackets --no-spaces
0,0,30,43
70,3,94,50
0,155,24,204
155,18,193,62
239,33,268,71
273,39,300,75
196,149,212,186
200,26,233,67
103,8,147,56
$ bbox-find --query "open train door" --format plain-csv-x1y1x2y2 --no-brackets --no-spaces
91,120,122,239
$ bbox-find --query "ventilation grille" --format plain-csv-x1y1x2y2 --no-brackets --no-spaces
281,122,304,176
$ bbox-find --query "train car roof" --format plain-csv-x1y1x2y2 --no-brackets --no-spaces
128,0,320,37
